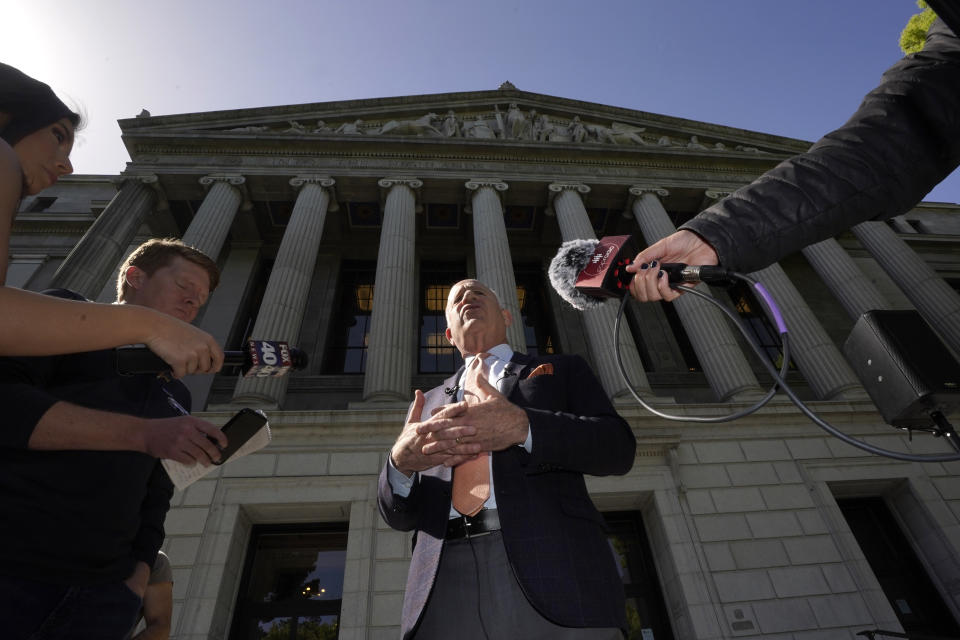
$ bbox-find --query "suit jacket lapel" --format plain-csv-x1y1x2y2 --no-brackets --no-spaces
502,351,534,401
420,369,463,416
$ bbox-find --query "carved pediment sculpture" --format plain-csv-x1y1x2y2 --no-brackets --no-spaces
463,114,497,139
226,124,269,133
585,122,648,145
505,103,531,140
440,111,462,137
205,103,770,154
336,119,365,135
368,113,443,137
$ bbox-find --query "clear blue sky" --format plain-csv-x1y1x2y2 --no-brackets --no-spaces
5,0,958,204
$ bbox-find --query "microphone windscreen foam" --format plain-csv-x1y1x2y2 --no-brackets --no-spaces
549,238,605,311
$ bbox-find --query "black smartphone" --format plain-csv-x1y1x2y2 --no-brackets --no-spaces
214,408,268,465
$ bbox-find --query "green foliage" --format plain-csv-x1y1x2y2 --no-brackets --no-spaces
625,602,645,639
900,0,937,54
260,618,339,640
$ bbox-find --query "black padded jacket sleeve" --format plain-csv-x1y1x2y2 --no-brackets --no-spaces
0,290,86,449
131,460,174,567
0,352,60,449
682,18,960,273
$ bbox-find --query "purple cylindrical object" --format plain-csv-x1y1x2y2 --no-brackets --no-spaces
754,282,787,334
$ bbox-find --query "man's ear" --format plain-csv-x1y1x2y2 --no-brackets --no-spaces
502,308,513,328
445,327,455,346
124,265,145,291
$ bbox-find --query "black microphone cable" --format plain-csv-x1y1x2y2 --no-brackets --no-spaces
613,270,960,463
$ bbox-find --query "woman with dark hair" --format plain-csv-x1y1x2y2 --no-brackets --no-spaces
0,63,223,378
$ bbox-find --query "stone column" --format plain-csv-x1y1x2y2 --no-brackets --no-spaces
629,187,761,401
232,177,335,406
48,175,159,299
853,220,960,357
748,262,865,400
182,174,246,261
548,183,650,397
362,177,422,402
465,179,524,351
801,239,890,320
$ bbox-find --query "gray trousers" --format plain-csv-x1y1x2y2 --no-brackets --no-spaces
413,531,623,640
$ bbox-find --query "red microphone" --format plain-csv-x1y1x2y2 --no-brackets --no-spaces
573,235,640,300
549,235,735,311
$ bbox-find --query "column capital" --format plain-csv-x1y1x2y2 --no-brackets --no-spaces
465,179,508,213
704,188,733,199
199,173,246,188
135,174,159,185
547,182,591,195
703,187,733,201
465,178,508,192
113,172,159,187
626,185,669,218
116,173,167,210
379,177,422,213
701,188,734,210
628,185,669,198
290,175,335,189
290,175,338,211
378,176,423,190
137,174,169,211
200,174,251,211
546,182,590,216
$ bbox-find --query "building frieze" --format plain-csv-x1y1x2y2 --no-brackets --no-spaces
131,147,778,180
130,159,766,200
11,222,93,235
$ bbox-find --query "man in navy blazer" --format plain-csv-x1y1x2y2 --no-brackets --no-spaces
379,279,635,639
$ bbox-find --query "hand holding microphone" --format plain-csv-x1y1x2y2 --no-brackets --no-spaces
624,230,721,303
141,312,224,378
116,339,308,378
548,233,731,311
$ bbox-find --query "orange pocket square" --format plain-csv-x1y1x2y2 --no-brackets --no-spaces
527,363,554,379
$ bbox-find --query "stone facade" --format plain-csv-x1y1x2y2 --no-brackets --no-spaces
10,86,960,639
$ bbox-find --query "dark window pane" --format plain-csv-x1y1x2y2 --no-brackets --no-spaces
426,203,460,229
658,300,700,372
586,207,608,235
323,261,376,374
838,498,960,638
26,196,57,213
419,262,466,373
347,202,382,227
244,533,345,604
604,512,675,640
503,205,537,230
231,525,347,640
729,281,793,370
513,267,558,356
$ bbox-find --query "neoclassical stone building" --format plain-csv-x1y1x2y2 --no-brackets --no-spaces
10,84,960,640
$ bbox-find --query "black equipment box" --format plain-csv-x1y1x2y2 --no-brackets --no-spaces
844,310,960,427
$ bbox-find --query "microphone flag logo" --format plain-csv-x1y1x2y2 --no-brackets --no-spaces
246,340,295,378
574,235,638,299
